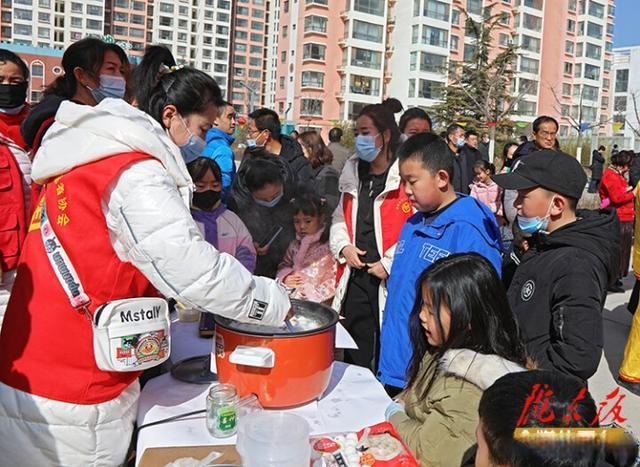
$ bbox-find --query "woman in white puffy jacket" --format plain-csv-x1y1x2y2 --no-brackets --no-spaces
0,67,290,466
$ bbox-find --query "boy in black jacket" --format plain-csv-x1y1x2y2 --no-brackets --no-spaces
493,151,620,381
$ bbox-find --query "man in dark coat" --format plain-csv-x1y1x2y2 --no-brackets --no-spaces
494,151,620,382
445,123,483,194
588,145,605,193
247,108,313,189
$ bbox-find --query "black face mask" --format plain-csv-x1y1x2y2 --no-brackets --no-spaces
192,190,221,211
0,82,28,110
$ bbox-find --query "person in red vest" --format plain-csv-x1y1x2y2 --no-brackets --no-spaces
330,98,413,371
0,49,30,329
0,67,290,465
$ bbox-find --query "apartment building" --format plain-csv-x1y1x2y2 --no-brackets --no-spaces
229,0,267,115
267,0,615,136
612,46,640,150
0,0,235,95
0,0,106,47
148,0,232,92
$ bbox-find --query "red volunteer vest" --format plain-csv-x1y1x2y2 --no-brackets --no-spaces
0,152,158,404
0,109,29,272
335,184,413,284
0,145,26,272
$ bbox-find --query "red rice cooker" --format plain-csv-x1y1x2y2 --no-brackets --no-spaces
214,300,338,408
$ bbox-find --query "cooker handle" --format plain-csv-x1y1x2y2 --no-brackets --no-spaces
229,346,275,368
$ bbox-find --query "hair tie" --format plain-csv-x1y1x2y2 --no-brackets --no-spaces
158,64,184,93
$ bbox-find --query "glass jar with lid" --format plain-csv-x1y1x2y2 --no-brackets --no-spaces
206,383,240,438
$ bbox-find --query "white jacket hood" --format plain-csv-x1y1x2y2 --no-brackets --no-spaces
439,348,527,391
31,98,193,204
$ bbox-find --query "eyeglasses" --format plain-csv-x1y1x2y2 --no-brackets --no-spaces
537,131,557,138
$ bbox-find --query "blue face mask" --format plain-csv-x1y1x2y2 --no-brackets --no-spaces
89,75,126,103
254,191,283,208
355,134,381,162
174,115,206,163
455,137,466,149
517,197,555,234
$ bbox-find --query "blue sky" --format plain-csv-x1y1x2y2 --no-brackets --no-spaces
613,0,639,47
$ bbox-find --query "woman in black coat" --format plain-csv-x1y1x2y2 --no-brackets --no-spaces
298,131,340,210
588,145,605,193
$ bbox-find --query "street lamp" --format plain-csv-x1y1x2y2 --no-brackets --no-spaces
237,80,258,114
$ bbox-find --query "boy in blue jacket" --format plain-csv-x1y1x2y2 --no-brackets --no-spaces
202,101,236,201
378,133,502,393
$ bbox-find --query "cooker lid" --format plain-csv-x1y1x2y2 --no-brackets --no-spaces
214,299,338,337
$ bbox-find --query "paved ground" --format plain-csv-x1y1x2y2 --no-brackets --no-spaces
589,273,640,437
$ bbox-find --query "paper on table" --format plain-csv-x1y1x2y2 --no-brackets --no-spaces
135,362,390,466
335,321,357,349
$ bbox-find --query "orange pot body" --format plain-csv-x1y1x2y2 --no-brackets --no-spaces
215,324,335,408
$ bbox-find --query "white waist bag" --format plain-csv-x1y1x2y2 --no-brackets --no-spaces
40,198,170,372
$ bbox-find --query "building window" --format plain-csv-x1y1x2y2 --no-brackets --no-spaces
159,3,174,13
87,4,102,16
14,24,32,35
37,27,50,39
31,62,44,77
562,83,572,95
424,0,450,22
450,35,459,51
584,64,600,80
522,13,542,32
418,79,443,99
588,1,604,18
300,98,323,116
353,0,384,16
302,43,326,60
451,9,460,25
420,52,447,72
114,12,128,22
564,62,573,75
463,44,477,61
279,76,285,89
281,51,286,63
408,79,415,98
614,96,627,112
304,15,327,34
466,0,482,15
282,25,288,37
585,42,601,60
301,71,324,88
568,0,577,11
586,22,602,39
38,12,50,22
520,56,539,74
14,8,33,20
350,75,380,95
70,2,82,13
567,19,576,33
516,101,536,116
582,85,599,101
306,0,329,5
422,25,448,48
410,51,417,71
523,0,543,9
615,69,629,93
564,41,574,54
351,48,382,69
519,78,538,94
352,20,383,43
499,33,510,47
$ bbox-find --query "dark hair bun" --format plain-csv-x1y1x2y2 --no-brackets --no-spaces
382,97,404,114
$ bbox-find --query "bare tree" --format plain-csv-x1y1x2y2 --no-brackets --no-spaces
430,3,531,161
548,83,604,160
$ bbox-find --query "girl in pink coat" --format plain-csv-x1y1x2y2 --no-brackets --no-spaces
277,193,337,304
470,160,504,225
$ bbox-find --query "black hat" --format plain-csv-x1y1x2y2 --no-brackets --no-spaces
493,150,587,200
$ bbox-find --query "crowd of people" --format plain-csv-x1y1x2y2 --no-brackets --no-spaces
0,39,639,466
